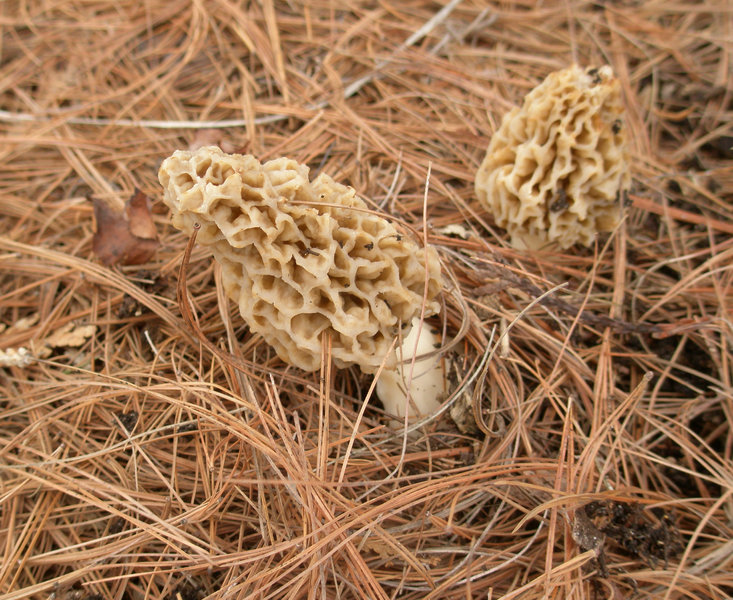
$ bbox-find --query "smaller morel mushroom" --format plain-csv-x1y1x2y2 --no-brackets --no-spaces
475,64,630,249
159,146,443,377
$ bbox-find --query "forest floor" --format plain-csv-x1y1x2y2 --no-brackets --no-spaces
0,2,731,599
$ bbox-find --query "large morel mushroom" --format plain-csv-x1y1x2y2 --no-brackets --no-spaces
159,146,443,374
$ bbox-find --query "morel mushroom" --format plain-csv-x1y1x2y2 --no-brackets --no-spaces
159,146,443,376
475,65,630,249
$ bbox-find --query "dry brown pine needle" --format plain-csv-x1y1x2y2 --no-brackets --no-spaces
0,2,731,599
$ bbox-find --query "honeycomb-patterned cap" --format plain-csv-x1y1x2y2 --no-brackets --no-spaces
159,146,443,372
475,65,630,249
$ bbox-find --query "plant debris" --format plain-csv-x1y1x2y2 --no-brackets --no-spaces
582,500,684,570
116,410,139,433
35,322,96,358
0,2,730,599
116,271,170,319
92,189,160,266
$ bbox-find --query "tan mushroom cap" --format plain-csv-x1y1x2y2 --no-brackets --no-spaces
475,65,630,249
159,146,442,372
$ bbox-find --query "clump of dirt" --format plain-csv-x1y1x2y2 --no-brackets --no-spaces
590,501,682,566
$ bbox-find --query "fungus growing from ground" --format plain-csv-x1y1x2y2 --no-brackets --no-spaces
159,146,443,387
375,317,445,420
475,64,630,249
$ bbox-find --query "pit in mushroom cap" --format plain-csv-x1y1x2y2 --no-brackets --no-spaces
159,146,443,373
475,64,631,249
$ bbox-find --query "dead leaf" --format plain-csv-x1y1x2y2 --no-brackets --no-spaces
188,129,237,153
362,537,397,565
9,314,39,332
37,323,97,358
93,189,160,266
45,323,97,348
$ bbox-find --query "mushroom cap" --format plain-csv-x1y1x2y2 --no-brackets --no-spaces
475,65,630,249
159,146,442,372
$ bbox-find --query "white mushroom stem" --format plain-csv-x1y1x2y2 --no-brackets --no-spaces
376,317,444,420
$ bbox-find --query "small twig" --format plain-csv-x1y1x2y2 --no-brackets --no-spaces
0,108,290,129
143,329,159,358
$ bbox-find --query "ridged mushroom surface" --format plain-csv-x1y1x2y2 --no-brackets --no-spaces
475,65,630,249
159,146,442,372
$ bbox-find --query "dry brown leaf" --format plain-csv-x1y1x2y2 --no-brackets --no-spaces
44,323,97,348
362,537,398,565
37,323,97,358
9,314,39,331
188,129,237,153
93,189,160,266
